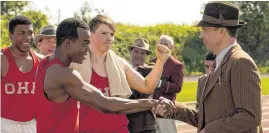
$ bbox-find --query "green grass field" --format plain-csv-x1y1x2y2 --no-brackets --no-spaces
176,77,269,102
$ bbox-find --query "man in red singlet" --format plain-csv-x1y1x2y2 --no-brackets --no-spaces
77,15,173,133
1,15,43,133
35,18,176,133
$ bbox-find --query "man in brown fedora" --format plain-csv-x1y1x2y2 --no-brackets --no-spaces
153,2,263,133
127,37,157,133
128,37,152,67
34,25,56,55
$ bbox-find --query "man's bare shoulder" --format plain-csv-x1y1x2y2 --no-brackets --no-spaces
118,57,132,70
46,64,84,84
47,64,72,79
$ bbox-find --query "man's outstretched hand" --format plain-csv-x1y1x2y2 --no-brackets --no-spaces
152,97,177,118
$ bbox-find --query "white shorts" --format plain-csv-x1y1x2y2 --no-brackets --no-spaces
1,118,36,133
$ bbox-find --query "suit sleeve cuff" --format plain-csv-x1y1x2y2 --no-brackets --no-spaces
165,82,170,93
157,80,162,88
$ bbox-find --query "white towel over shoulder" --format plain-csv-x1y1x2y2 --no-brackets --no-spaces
72,50,132,98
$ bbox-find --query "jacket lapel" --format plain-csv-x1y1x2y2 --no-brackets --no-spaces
197,73,210,130
203,45,242,100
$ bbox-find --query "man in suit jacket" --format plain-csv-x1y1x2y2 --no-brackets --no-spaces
153,2,263,133
151,35,184,102
127,38,157,133
151,35,184,133
196,52,216,110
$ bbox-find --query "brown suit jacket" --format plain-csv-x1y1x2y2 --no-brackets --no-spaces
127,64,157,133
196,74,208,110
151,56,184,101
174,45,263,133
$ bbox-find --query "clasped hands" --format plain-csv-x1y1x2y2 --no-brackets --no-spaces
152,97,177,118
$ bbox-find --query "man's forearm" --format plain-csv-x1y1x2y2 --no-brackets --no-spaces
72,78,158,114
145,59,164,93
116,106,153,114
173,102,199,127
87,96,157,114
73,80,157,114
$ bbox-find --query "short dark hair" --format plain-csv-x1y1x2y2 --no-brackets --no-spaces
205,52,216,61
226,27,238,38
9,15,32,34
56,18,89,46
89,15,116,33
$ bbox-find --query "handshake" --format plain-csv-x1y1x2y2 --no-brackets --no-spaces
152,97,178,118
152,98,206,133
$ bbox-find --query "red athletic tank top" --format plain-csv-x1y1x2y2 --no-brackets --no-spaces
35,57,79,133
79,70,129,133
1,47,39,121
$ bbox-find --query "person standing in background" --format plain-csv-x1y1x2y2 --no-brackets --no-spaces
151,35,184,133
127,37,157,133
34,25,56,56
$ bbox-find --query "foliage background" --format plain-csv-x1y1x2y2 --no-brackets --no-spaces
1,1,268,75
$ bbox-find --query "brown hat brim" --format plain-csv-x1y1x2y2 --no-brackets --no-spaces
197,20,247,28
128,46,152,55
34,34,56,45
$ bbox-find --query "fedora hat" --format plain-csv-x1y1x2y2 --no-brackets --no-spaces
34,25,56,45
197,2,246,28
128,38,152,55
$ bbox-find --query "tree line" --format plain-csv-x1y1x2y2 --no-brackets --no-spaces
1,1,268,75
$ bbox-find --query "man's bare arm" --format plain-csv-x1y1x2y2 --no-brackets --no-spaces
1,53,8,78
153,101,199,127
122,58,165,94
58,68,158,114
122,44,170,94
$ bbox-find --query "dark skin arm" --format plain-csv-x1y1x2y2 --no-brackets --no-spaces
1,53,8,78
153,101,198,127
46,65,176,114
